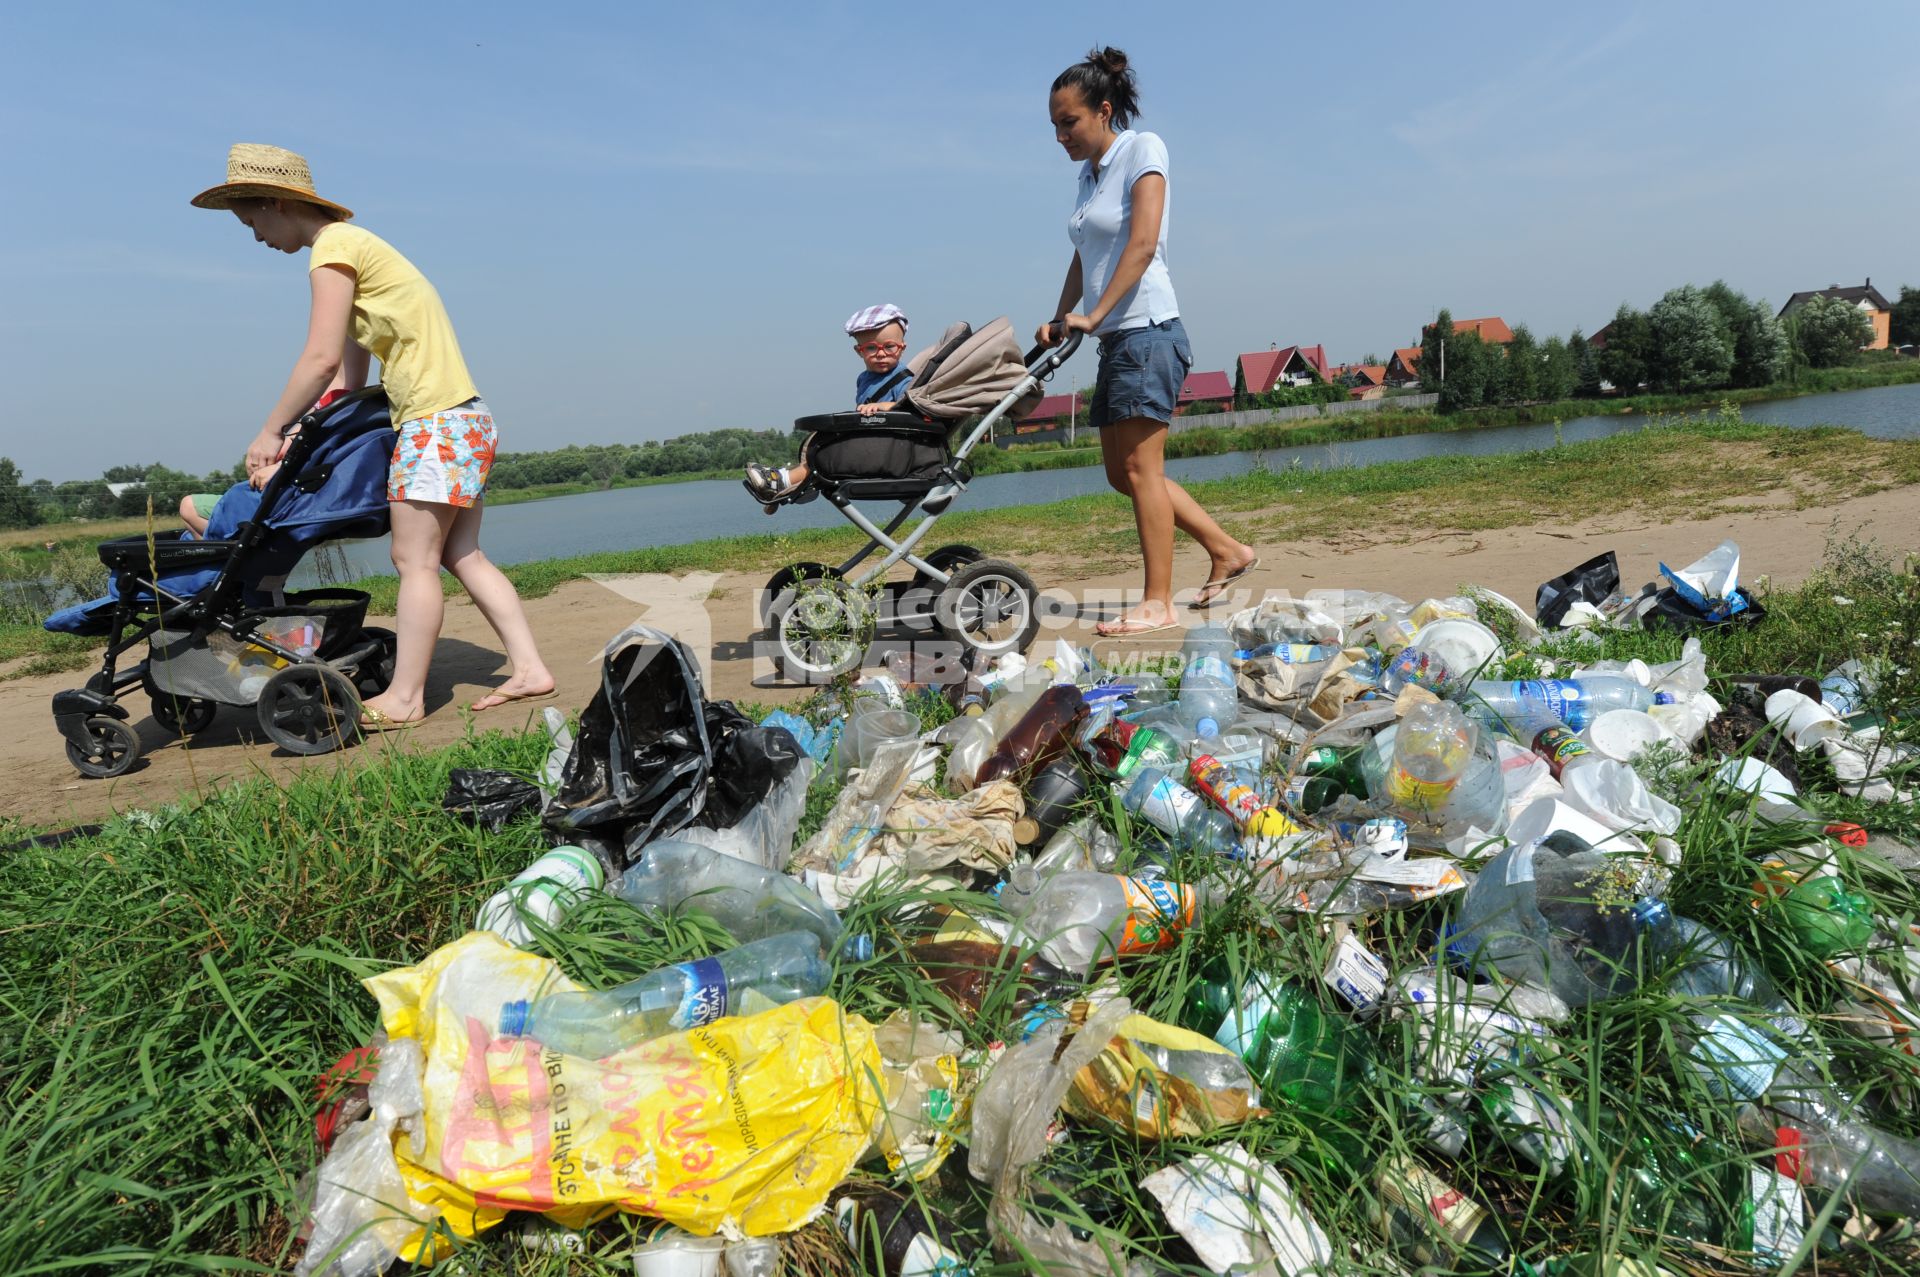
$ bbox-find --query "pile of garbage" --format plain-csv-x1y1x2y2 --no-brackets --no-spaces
297,541,1920,1277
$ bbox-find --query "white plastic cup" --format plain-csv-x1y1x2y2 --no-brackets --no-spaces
1764,689,1845,752
1716,756,1798,800
631,1232,725,1277
1585,709,1672,763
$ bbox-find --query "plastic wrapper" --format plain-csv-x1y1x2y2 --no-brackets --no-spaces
1140,1143,1335,1277
671,755,817,870
297,1038,432,1277
1062,1013,1262,1138
872,779,1022,872
693,704,806,830
866,1011,974,1182
1559,759,1681,837
320,930,881,1260
1535,550,1620,629
792,738,920,879
442,769,543,832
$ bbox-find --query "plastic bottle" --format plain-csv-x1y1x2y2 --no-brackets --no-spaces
1187,755,1304,845
1012,757,1090,847
499,931,830,1058
1283,745,1369,815
975,652,1028,701
475,846,607,947
944,681,1045,791
1631,900,1790,1011
1121,765,1240,857
1466,676,1675,732
907,935,1078,1016
1529,723,1597,779
612,838,868,958
834,1193,973,1277
997,863,1199,974
1381,701,1475,810
1818,659,1873,716
1079,716,1181,780
1235,641,1341,663
1381,645,1455,696
1176,624,1239,737
974,684,1087,785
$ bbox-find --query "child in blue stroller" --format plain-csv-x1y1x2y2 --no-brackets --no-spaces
45,389,400,776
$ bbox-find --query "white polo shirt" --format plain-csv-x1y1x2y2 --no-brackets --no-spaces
1069,129,1179,337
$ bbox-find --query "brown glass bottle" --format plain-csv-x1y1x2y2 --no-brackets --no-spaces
974,684,1086,785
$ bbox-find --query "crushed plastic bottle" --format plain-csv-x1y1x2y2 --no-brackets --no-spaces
1122,764,1241,858
613,838,868,958
998,863,1199,975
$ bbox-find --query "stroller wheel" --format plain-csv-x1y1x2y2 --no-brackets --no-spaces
771,576,875,682
912,544,986,589
937,559,1041,662
352,627,398,699
257,665,362,756
142,674,218,737
66,716,142,779
759,562,836,627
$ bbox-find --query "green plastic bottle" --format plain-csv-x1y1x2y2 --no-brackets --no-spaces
1778,874,1873,958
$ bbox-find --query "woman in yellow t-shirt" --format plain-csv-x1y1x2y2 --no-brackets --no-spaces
193,143,554,729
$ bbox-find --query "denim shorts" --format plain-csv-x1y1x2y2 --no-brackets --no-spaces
1089,317,1192,429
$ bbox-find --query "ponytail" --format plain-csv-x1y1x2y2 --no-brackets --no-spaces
1051,46,1140,130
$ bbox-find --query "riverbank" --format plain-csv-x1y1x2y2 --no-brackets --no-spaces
5,410,1920,826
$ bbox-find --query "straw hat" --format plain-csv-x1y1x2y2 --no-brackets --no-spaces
190,143,353,219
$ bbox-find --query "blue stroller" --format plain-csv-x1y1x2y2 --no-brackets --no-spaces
46,388,398,777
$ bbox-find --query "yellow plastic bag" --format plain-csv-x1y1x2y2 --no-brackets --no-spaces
358,931,882,1250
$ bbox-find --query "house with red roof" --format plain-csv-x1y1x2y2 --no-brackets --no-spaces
1385,347,1422,386
1012,391,1080,432
1421,316,1514,345
1233,344,1329,404
1330,363,1388,400
1177,370,1234,413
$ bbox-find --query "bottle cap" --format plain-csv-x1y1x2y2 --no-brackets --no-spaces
842,933,875,962
1630,897,1670,929
1197,717,1219,737
499,999,528,1037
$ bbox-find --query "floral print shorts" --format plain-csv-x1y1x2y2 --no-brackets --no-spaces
388,397,497,507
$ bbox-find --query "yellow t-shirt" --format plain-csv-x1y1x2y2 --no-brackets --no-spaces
309,223,478,427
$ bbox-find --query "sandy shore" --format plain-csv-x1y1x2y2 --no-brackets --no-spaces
5,485,1916,830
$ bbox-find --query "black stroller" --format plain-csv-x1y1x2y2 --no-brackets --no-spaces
756,318,1083,681
47,388,399,777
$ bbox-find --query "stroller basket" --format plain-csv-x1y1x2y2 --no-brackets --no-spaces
149,587,372,705
798,410,952,498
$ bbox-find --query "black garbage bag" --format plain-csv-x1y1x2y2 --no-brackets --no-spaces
690,701,805,833
1535,550,1620,628
544,624,714,863
443,769,543,832
1640,585,1767,634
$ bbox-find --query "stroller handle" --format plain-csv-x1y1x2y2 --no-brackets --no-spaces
1024,327,1085,376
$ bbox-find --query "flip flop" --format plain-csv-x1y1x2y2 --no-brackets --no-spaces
470,688,559,713
1094,616,1180,639
357,705,420,733
1189,556,1262,609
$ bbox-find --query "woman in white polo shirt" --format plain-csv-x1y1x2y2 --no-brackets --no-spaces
1036,47,1258,637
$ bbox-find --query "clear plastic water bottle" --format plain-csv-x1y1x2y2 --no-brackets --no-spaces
1176,624,1239,737
613,838,869,958
997,862,1199,975
1121,764,1240,857
499,930,830,1057
475,845,607,947
1465,676,1674,731
1235,641,1341,664
1631,899,1792,1013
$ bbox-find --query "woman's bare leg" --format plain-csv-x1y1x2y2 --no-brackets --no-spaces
360,499,456,723
1097,420,1256,631
441,500,554,710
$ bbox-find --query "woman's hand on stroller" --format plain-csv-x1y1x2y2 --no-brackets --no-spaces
245,423,298,488
1034,314,1093,346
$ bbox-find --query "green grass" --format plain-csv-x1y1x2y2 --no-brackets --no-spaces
4,550,1919,1274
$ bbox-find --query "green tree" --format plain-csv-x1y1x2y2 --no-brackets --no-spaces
1420,309,1452,400
1647,286,1734,392
1597,304,1651,392
1793,294,1874,368
1538,335,1576,402
1435,331,1496,412
1888,284,1920,347
1569,329,1602,398
1701,281,1788,387
1500,324,1538,404
0,458,43,528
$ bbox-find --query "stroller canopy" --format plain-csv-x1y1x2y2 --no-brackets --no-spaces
901,317,1044,423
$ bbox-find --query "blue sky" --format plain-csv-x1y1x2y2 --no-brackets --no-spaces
4,1,1918,481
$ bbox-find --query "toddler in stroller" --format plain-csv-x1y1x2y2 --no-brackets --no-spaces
742,303,914,513
754,316,1084,681
45,389,400,777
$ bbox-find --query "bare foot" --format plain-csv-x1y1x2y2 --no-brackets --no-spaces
470,673,558,713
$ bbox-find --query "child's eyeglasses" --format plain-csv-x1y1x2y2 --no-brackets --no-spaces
854,341,906,356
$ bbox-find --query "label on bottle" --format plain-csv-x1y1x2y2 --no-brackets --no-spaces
1139,773,1205,834
1190,755,1263,826
1353,817,1409,860
1387,764,1458,809
1117,876,1196,953
1531,725,1590,776
1354,856,1466,897
1186,653,1232,684
1514,679,1593,730
1322,933,1388,1010
1688,1012,1786,1101
669,956,729,1029
1748,1157,1807,1265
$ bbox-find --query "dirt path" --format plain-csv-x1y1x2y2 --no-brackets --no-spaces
5,487,1916,830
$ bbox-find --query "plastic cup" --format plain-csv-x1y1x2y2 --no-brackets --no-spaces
837,706,920,777
1764,689,1845,752
1412,618,1502,685
1585,709,1671,763
631,1232,724,1277
1716,756,1798,800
